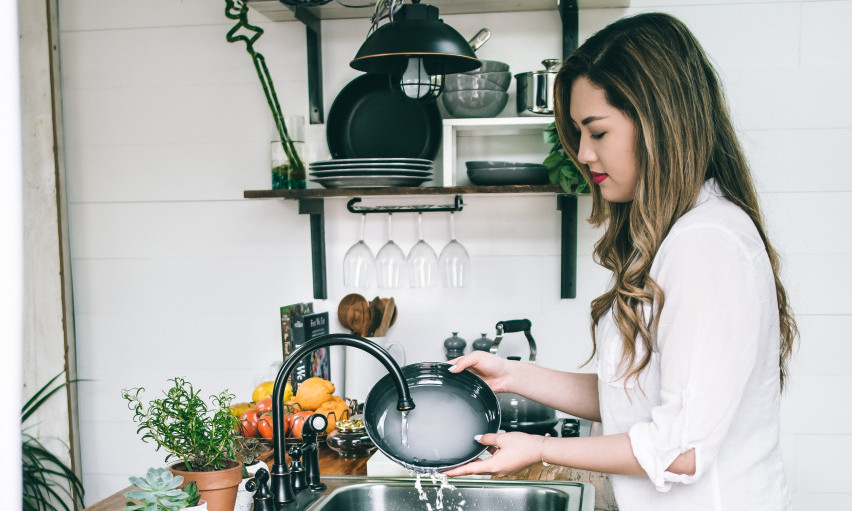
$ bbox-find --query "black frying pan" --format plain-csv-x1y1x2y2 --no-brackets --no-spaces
326,73,442,160
364,362,501,472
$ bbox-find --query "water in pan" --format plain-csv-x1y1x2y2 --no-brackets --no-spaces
375,384,488,466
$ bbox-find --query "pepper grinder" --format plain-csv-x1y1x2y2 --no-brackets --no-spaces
443,332,467,360
472,333,493,352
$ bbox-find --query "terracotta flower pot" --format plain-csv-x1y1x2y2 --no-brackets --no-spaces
169,461,242,511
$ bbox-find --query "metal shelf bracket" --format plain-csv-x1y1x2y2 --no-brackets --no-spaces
557,194,578,299
298,197,327,299
559,0,579,58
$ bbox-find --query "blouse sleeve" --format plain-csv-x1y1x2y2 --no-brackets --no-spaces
627,223,769,491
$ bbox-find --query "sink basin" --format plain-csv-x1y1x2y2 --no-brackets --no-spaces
304,477,594,511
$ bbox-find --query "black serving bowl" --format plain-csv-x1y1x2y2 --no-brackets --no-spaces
364,362,501,472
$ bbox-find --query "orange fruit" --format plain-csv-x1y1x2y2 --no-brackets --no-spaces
294,377,335,411
316,397,350,433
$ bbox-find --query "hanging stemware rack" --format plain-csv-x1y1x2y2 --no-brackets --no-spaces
346,195,464,215
245,188,577,301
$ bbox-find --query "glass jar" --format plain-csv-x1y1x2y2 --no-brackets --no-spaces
326,418,376,458
270,115,306,190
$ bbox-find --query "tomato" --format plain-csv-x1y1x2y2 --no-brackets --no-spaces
257,413,274,440
239,417,257,438
255,397,273,414
239,408,260,437
289,411,314,440
239,419,257,438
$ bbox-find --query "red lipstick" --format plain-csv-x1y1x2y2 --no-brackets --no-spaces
590,172,608,184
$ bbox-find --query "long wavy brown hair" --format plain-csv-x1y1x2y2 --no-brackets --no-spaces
553,13,797,388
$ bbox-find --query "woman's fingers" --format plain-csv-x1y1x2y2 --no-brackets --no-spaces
443,459,490,477
448,352,480,372
475,433,500,446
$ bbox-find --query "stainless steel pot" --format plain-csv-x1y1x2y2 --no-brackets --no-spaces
515,58,562,115
489,320,559,434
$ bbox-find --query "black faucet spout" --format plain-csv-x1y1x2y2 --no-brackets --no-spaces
269,333,415,504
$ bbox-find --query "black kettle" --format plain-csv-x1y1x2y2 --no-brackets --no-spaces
491,319,559,435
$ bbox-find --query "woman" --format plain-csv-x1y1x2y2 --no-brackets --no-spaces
445,12,797,510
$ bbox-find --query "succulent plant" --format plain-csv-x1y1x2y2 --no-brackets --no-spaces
123,467,198,511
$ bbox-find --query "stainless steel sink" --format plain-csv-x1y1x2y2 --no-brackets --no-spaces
302,476,594,511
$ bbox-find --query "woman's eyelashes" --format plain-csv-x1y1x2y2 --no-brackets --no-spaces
590,132,606,140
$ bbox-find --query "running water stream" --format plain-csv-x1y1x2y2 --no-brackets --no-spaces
413,471,462,511
401,409,409,447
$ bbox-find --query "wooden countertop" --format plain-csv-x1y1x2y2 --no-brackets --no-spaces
84,445,617,511
84,447,366,511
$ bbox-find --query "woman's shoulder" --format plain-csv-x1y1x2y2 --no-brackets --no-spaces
664,189,765,259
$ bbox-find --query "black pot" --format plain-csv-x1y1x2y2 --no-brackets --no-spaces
497,391,559,435
490,320,560,434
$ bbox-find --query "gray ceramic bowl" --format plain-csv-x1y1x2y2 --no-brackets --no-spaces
442,90,510,118
445,71,511,92
466,160,547,170
463,59,510,73
466,166,550,185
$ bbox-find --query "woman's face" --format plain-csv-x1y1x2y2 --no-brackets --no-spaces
569,76,639,203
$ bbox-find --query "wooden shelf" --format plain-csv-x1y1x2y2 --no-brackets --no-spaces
247,0,630,22
244,184,563,199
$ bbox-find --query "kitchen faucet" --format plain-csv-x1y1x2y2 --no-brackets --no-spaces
263,333,416,506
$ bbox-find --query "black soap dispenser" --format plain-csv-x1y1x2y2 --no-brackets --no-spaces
443,332,467,360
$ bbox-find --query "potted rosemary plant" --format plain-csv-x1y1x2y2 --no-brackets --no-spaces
122,378,242,511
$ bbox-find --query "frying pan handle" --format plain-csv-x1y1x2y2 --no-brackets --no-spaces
468,28,491,53
489,319,537,364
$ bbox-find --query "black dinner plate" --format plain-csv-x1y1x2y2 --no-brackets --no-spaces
326,74,442,160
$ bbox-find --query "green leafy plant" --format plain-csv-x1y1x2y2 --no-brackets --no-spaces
542,122,590,194
122,377,238,472
124,468,200,511
22,372,85,511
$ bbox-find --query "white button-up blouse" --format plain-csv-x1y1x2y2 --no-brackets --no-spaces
596,179,790,511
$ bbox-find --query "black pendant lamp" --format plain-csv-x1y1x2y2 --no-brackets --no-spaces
350,0,481,100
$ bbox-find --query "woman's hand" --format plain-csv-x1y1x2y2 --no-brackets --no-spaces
447,350,515,393
443,432,543,478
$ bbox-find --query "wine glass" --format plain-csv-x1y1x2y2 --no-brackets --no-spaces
407,213,438,288
375,214,407,288
343,214,375,288
438,212,470,287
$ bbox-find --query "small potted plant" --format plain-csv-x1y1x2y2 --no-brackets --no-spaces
232,436,270,511
122,378,242,511
124,467,206,510
542,122,590,194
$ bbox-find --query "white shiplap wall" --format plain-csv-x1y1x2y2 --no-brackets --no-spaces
57,0,852,508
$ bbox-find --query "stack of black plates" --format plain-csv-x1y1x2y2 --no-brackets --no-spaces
309,158,434,188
